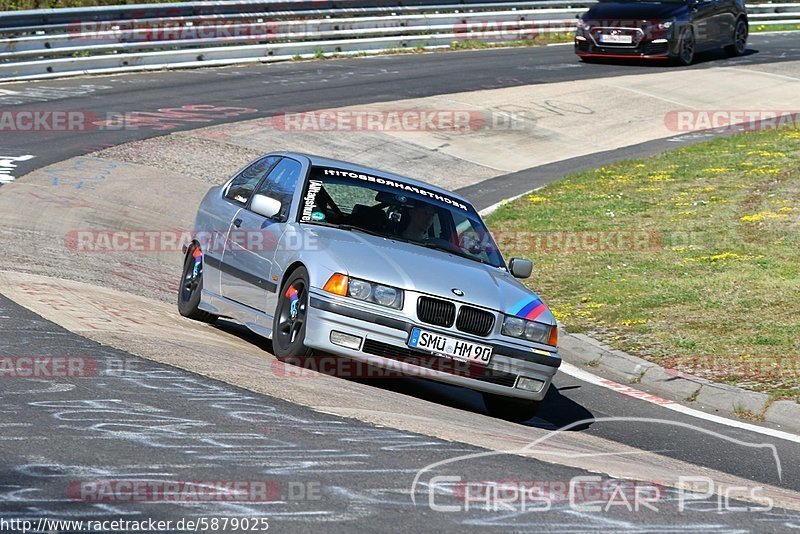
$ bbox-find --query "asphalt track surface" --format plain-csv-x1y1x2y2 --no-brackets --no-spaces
2,32,800,179
2,34,800,531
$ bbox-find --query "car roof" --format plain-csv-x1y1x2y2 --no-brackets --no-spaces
274,151,473,207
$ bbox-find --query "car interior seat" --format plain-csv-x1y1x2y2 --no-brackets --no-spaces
349,204,387,233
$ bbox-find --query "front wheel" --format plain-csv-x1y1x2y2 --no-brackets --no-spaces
675,27,695,66
482,393,541,422
272,267,313,359
178,245,218,323
725,19,748,57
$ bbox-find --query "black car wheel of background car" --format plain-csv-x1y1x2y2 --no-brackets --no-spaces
677,27,695,66
272,266,314,359
482,392,542,422
178,245,218,324
726,18,748,56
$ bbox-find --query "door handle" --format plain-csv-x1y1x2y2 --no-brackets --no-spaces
233,218,242,228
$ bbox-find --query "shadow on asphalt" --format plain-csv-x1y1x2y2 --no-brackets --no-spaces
582,47,757,68
213,318,595,432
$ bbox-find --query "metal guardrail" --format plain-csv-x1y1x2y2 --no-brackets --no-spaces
0,0,798,81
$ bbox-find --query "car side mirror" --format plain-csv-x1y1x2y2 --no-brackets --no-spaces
509,258,533,279
250,194,282,219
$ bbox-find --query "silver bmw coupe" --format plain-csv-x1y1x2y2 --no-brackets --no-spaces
179,152,560,421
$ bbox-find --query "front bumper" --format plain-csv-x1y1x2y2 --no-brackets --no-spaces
574,29,675,59
303,290,560,401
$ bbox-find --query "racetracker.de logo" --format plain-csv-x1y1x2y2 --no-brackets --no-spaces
664,110,800,132
0,356,96,378
67,480,281,502
272,354,490,379
492,230,661,253
271,110,485,132
0,111,96,132
68,20,284,41
63,230,320,254
453,19,576,41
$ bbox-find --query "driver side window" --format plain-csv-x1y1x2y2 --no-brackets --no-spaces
224,156,280,205
252,158,303,220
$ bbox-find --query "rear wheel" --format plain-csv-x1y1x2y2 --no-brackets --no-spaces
675,27,695,66
272,267,313,359
178,245,218,323
725,18,748,56
482,393,541,423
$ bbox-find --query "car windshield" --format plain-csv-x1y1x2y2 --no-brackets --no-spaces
299,166,506,269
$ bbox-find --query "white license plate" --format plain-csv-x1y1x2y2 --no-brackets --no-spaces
408,328,493,366
600,34,633,44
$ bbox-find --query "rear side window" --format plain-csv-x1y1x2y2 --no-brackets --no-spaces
224,156,280,205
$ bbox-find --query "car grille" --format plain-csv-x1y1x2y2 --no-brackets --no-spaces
589,27,643,47
362,339,518,387
456,306,495,337
417,296,456,328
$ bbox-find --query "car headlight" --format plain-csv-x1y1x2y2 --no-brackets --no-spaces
373,285,400,307
502,315,557,346
323,273,404,310
348,278,372,300
654,20,673,30
503,317,526,338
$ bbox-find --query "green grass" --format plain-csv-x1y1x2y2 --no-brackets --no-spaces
752,24,800,33
449,33,577,49
487,127,800,400
284,34,577,64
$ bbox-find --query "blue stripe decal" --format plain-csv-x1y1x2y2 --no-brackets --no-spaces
509,296,539,316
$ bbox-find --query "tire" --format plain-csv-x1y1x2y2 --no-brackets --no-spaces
178,245,218,323
482,393,541,423
725,18,748,57
675,27,695,66
272,266,313,359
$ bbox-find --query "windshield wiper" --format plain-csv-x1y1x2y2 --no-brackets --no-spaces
415,240,492,266
309,221,389,239
336,224,390,239
309,221,496,266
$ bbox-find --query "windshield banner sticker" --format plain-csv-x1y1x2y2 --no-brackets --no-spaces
321,168,469,211
301,179,323,222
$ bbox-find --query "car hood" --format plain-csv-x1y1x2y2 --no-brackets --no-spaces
304,225,556,325
585,1,685,20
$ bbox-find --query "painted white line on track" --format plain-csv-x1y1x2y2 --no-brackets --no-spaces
597,82,698,109
479,190,800,444
718,66,800,82
0,154,35,184
559,362,800,444
478,187,541,218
